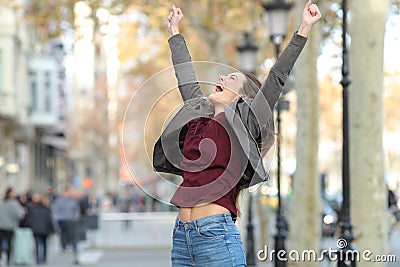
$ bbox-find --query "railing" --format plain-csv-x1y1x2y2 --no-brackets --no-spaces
87,211,178,249
100,211,177,221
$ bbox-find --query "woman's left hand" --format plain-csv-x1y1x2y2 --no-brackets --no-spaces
303,0,321,26
298,0,322,37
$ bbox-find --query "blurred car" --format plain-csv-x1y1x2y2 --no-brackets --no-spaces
322,198,338,237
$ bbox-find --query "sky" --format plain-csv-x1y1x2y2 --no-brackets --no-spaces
317,11,400,78
384,12,400,73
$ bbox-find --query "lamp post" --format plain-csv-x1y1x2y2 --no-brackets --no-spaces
262,1,293,266
237,32,258,74
236,31,258,267
338,0,357,266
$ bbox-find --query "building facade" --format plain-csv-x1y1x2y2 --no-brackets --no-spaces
0,4,31,193
0,2,70,195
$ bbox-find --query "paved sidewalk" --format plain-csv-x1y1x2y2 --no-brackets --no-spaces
46,248,171,267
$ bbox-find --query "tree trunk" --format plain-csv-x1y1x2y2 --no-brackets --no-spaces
288,7,321,267
349,1,390,265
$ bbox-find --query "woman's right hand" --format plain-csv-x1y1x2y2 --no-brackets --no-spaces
168,5,184,36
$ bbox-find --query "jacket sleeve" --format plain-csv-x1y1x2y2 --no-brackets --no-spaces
168,34,203,101
48,210,55,233
14,200,25,220
249,33,307,127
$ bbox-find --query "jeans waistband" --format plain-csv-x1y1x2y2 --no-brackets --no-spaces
175,213,232,229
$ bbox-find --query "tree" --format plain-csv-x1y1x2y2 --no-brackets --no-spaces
349,0,390,264
286,1,330,266
24,0,131,42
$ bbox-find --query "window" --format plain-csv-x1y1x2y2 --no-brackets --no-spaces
44,71,51,112
29,71,37,112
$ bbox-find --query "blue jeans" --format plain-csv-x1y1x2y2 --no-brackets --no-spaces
34,234,48,264
0,229,13,265
171,214,246,266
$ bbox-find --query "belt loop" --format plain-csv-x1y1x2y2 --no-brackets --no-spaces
178,216,184,228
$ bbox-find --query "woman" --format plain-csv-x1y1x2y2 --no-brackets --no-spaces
29,193,55,265
16,194,31,228
153,1,321,266
0,187,25,265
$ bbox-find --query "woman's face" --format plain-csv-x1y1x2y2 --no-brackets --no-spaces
19,195,26,204
209,72,247,106
8,190,15,199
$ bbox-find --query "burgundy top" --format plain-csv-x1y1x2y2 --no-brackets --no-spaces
170,112,247,220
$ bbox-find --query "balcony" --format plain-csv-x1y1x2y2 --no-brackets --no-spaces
28,55,59,127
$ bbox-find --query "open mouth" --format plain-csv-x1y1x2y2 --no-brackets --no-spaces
215,83,224,92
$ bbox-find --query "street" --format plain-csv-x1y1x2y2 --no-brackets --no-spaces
16,212,397,267
46,248,171,267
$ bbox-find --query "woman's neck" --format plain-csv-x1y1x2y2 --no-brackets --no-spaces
213,104,225,117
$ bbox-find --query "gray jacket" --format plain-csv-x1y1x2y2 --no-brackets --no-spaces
51,196,80,221
153,33,307,190
0,199,24,231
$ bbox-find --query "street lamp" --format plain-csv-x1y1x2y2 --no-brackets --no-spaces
263,0,293,52
338,0,357,266
236,31,258,267
262,1,293,267
237,32,258,74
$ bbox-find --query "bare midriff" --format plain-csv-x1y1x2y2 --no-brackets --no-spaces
178,203,230,222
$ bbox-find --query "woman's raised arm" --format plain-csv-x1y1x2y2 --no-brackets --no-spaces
249,1,321,126
168,5,203,102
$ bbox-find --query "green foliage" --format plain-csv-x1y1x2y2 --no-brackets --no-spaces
24,0,131,41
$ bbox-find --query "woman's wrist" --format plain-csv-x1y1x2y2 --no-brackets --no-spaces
297,22,312,37
170,27,180,36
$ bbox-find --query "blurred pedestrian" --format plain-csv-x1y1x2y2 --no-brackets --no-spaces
29,193,55,265
79,193,91,216
51,187,80,264
16,194,31,228
154,2,321,265
118,190,134,230
0,187,25,265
